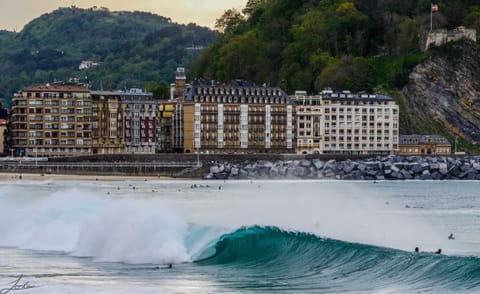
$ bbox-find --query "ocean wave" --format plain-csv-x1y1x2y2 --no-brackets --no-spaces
196,226,480,292
1,183,480,293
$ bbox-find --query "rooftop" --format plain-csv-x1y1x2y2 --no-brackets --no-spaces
321,89,394,102
90,90,123,96
24,82,89,93
399,135,450,145
291,89,395,102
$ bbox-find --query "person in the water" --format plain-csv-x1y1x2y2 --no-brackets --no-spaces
448,233,455,240
414,247,419,253
435,248,442,254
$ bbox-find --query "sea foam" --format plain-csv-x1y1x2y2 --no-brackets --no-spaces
0,185,202,264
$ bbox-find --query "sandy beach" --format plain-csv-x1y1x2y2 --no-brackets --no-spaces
0,172,175,182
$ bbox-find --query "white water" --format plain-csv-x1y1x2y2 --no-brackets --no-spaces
0,179,479,293
0,179,476,264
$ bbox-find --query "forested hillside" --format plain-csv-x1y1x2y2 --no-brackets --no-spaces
194,0,479,94
0,6,216,104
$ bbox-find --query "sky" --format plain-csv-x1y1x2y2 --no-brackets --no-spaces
0,0,248,31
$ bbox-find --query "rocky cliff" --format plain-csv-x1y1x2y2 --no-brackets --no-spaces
402,39,480,146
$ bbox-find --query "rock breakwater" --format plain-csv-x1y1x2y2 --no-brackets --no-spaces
205,156,480,180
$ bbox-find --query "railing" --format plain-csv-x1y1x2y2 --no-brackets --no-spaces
0,161,199,168
0,160,205,178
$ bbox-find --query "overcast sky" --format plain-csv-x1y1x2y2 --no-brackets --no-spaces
0,0,247,31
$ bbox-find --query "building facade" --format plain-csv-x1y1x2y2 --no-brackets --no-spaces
0,119,6,156
11,83,92,157
10,78,401,157
91,91,125,155
291,89,399,155
292,91,323,154
11,83,158,157
182,80,295,154
157,100,177,152
124,88,157,154
399,135,451,155
171,67,188,152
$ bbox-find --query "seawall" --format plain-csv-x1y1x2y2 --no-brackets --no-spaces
0,154,369,178
205,155,480,180
3,154,478,180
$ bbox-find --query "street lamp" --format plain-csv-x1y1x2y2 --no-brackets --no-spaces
454,136,458,154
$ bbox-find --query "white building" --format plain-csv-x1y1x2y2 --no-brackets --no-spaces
292,89,399,155
79,60,100,70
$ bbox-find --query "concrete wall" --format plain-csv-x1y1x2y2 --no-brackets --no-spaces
0,161,205,178
0,153,374,178
423,27,477,51
183,104,195,153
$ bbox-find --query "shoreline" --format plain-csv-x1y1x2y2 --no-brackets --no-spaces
0,172,175,182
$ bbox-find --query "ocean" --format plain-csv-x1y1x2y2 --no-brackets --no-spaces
0,179,479,293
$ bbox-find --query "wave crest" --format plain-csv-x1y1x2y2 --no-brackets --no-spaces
197,226,480,291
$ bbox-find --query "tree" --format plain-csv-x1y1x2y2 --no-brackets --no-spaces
242,0,265,16
395,17,420,56
315,56,371,92
464,5,480,36
146,81,170,100
215,9,245,35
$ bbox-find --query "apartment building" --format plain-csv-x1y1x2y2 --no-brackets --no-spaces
11,82,92,157
124,88,157,154
158,100,178,152
171,68,187,152
182,79,295,154
292,91,323,154
91,91,125,155
292,89,399,155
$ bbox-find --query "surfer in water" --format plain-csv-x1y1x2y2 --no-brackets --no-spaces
414,247,419,253
153,264,172,270
448,233,455,240
435,248,442,254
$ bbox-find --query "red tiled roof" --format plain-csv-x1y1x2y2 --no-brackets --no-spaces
25,83,89,93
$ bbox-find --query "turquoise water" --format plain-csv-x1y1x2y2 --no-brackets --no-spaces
0,179,479,293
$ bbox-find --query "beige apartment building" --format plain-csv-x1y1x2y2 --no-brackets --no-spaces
182,80,295,154
11,82,92,157
292,89,399,155
91,91,125,155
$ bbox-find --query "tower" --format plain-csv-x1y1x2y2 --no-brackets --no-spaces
174,67,187,102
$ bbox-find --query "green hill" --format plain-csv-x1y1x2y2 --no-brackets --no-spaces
0,6,216,104
194,0,479,94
